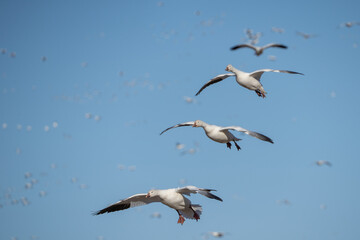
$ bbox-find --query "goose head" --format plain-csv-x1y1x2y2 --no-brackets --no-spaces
146,189,159,198
193,120,205,128
225,64,234,72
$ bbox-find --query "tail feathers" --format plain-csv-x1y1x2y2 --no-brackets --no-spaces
180,204,202,220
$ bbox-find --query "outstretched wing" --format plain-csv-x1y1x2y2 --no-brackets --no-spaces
93,193,160,215
195,73,235,96
230,43,257,51
262,43,288,50
176,186,223,202
220,126,274,144
249,69,304,81
160,121,194,135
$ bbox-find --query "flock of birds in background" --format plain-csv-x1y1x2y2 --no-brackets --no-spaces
91,17,360,230
1,5,359,238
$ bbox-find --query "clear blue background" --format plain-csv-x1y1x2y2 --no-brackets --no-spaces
1,0,359,239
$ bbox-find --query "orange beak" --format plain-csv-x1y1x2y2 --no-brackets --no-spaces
146,193,150,198
192,123,196,127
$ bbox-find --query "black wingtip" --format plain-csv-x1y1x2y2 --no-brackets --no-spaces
92,210,103,216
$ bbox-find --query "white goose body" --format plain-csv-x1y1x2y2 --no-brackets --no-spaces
94,186,222,225
201,123,240,143
232,67,263,91
160,120,273,151
158,189,190,210
195,64,303,98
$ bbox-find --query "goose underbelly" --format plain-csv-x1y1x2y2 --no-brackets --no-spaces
161,193,189,210
237,77,262,90
206,130,232,143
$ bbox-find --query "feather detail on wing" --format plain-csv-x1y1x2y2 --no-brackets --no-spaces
262,43,288,49
220,126,274,144
249,69,304,81
195,73,235,96
230,43,257,51
176,186,223,202
93,193,161,215
160,121,195,135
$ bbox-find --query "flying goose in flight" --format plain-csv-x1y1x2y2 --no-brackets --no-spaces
160,120,273,151
94,186,222,225
230,43,288,56
195,64,303,98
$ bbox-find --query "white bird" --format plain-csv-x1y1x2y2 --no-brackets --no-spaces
340,21,360,28
160,120,273,151
296,31,317,39
271,27,285,33
94,186,222,225
195,64,303,98
316,160,332,167
209,232,225,238
230,43,288,56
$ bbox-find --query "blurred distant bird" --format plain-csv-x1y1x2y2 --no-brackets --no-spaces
10,52,16,58
21,197,30,206
25,182,32,189
94,115,101,122
316,160,332,167
276,199,291,205
244,28,262,45
41,56,47,62
181,148,197,155
176,142,185,150
183,96,196,104
0,48,6,54
39,190,47,197
339,21,360,28
195,64,303,98
208,232,226,238
85,113,92,119
320,204,327,210
94,186,222,225
128,165,137,171
296,31,317,39
271,27,285,33
24,172,32,178
71,177,78,183
150,212,162,218
230,43,288,56
160,120,273,151
268,55,277,61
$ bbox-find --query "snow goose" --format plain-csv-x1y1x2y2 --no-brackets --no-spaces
195,64,303,98
316,160,332,167
296,31,317,39
230,43,288,56
160,120,273,151
94,186,222,225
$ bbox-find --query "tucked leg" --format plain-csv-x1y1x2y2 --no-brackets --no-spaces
190,206,200,221
176,210,185,225
255,90,266,98
226,142,232,149
234,141,241,151
255,90,262,97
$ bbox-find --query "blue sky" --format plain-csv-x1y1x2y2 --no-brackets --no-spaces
1,0,360,239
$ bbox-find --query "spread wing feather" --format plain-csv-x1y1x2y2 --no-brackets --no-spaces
160,121,195,135
176,186,223,202
220,126,274,144
94,193,160,215
250,69,304,81
195,73,235,96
